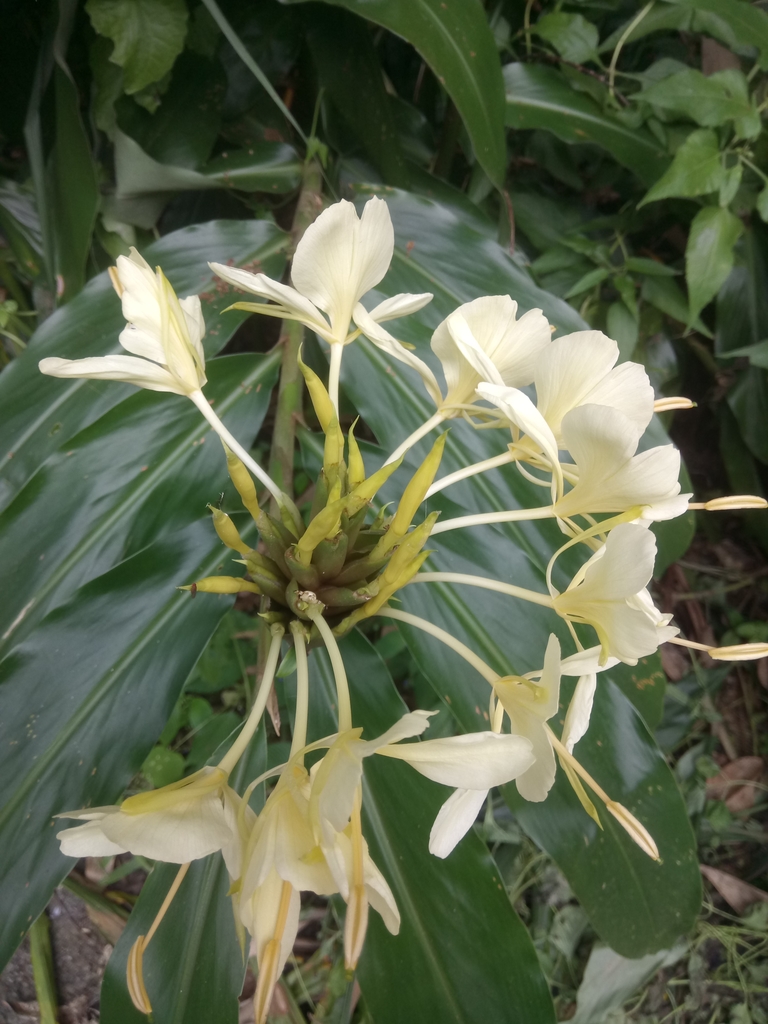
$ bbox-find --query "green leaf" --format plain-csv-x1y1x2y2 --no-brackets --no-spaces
715,225,768,356
720,162,743,207
668,0,768,71
141,746,185,787
607,300,639,361
758,187,768,223
641,275,712,337
624,257,678,277
728,367,768,464
100,730,267,1024
641,68,753,128
640,129,724,206
0,353,278,658
306,632,555,1024
0,180,43,280
289,0,507,187
686,205,743,322
302,5,408,187
86,0,189,94
49,66,100,302
534,12,599,65
110,129,302,228
504,64,669,187
719,407,768,555
0,218,287,513
564,266,610,299
600,3,742,53
505,682,700,957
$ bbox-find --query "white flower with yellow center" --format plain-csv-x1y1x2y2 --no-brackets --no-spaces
552,523,678,664
40,248,207,396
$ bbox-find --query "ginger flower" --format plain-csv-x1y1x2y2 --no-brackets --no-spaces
552,523,678,664
40,249,206,396
56,766,237,863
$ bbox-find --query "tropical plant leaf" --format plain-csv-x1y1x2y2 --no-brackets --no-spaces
504,63,669,187
288,0,507,187
639,129,724,206
686,205,743,322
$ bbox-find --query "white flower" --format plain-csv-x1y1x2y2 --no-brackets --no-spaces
559,645,619,754
553,523,678,664
553,404,690,521
431,296,551,412
210,197,432,348
39,249,207,396
55,767,234,863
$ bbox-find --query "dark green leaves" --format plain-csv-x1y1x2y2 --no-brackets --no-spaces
686,206,743,323
534,13,599,65
295,0,507,187
86,0,189,94
640,129,723,205
504,64,669,187
641,69,758,137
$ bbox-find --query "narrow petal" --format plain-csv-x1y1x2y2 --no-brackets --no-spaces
367,292,433,321
561,673,597,752
363,847,400,935
39,355,184,394
179,294,206,363
560,646,619,675
118,324,167,363
447,313,505,386
429,788,487,859
511,712,557,802
353,304,443,407
477,383,560,470
378,731,534,789
209,262,328,332
584,360,654,436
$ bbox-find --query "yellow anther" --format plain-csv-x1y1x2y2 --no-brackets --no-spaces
689,495,768,511
606,801,660,861
654,396,695,413
127,936,151,1014
708,642,768,661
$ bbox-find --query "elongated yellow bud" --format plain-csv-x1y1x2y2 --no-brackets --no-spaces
179,576,261,595
371,434,446,559
654,396,695,413
127,937,151,1014
689,495,768,511
606,801,660,861
347,421,366,490
293,498,347,565
298,352,335,433
346,456,403,516
209,506,251,555
223,443,261,520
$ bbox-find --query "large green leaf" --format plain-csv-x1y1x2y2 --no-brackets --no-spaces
289,0,507,187
100,729,268,1024
302,5,408,187
301,632,555,1024
330,188,700,956
668,0,768,71
0,352,278,655
686,205,743,322
0,218,287,513
0,524,239,969
0,348,278,968
640,129,724,206
504,63,669,187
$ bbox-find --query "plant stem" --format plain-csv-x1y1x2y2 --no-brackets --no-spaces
385,411,446,466
328,341,343,417
430,505,555,536
218,625,285,774
408,571,554,608
378,607,500,685
426,450,515,498
290,622,309,758
306,605,352,730
268,160,324,502
29,911,58,1024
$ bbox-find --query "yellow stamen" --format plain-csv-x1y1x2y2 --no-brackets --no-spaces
688,495,768,511
254,881,294,1024
345,795,368,970
669,637,768,661
654,396,695,412
126,862,191,1014
121,767,226,816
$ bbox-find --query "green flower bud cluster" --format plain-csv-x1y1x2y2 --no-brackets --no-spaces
182,357,446,640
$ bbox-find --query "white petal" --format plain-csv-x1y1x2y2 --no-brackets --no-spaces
562,673,597,753
367,292,433,321
447,312,505,386
363,847,400,935
584,360,654,436
560,646,619,675
534,331,620,439
179,294,206,362
243,867,301,968
291,197,394,338
571,523,657,601
477,383,560,470
118,324,167,363
39,355,184,394
99,791,233,862
353,304,443,407
378,731,534,789
57,819,129,858
209,263,328,331
429,788,487,859
508,711,557,803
